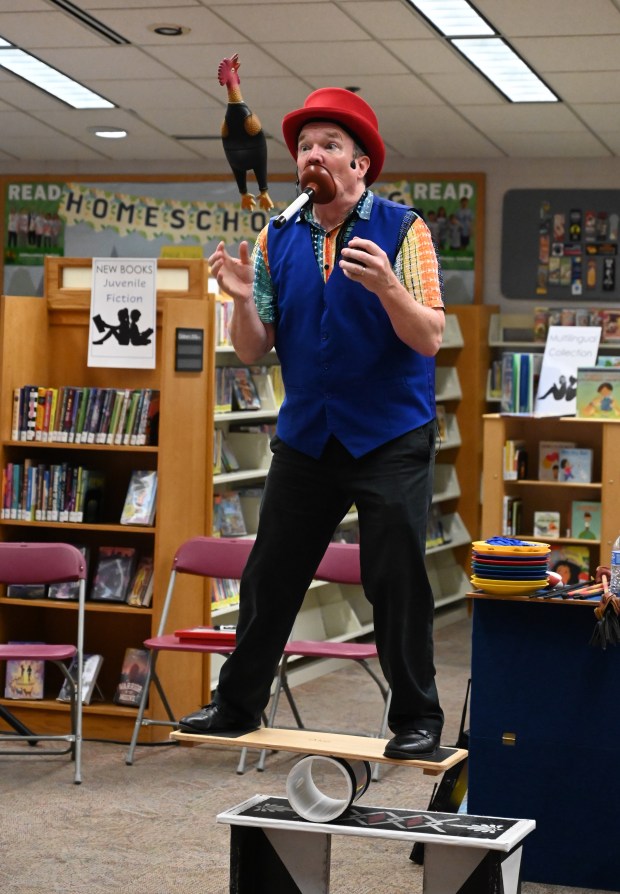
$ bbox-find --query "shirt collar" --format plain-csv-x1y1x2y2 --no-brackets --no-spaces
299,189,374,229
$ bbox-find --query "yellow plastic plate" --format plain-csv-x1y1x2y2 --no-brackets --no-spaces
472,540,550,557
470,576,549,595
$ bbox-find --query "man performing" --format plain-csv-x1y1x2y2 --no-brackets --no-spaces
180,87,446,759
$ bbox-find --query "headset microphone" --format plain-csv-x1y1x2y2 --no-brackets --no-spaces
350,159,357,169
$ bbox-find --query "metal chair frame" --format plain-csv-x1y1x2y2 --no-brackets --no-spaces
125,537,390,780
0,542,87,784
125,536,255,767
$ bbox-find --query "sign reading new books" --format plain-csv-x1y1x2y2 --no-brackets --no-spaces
88,258,156,369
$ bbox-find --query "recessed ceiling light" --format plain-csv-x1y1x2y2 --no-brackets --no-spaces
404,0,558,103
88,126,128,139
149,24,191,37
0,43,114,109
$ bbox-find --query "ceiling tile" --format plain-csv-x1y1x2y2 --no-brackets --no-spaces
340,1,436,39
386,39,468,74
262,41,407,76
547,71,620,103
93,6,244,46
147,42,290,79
479,0,620,36
211,2,368,42
425,70,503,105
513,36,620,72
37,46,176,81
462,103,591,134
88,78,219,110
573,102,620,131
491,130,611,157
0,10,109,48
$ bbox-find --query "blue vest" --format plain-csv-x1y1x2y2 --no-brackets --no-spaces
267,195,436,459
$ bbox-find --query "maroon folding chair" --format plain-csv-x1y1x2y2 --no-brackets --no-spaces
0,542,87,784
125,536,256,766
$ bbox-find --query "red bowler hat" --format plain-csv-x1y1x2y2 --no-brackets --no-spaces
282,87,385,186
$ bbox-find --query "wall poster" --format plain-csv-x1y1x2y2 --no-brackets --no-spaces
502,189,619,302
2,173,484,304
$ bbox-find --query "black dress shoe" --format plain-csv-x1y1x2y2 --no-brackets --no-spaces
383,729,440,759
178,702,259,735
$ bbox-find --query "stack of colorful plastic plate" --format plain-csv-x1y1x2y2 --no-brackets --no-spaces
471,537,552,596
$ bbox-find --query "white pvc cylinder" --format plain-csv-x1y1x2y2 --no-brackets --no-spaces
286,754,371,822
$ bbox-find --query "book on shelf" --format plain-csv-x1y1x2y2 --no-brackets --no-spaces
57,654,104,705
6,583,47,599
4,644,45,699
215,367,234,413
9,385,159,445
113,647,150,707
533,510,561,539
231,367,261,411
174,625,237,645
548,544,590,585
538,440,575,481
575,366,620,418
220,436,240,473
48,545,90,601
426,504,450,549
557,447,592,483
0,462,105,523
501,495,522,537
503,439,527,480
213,491,247,537
435,405,447,442
211,577,240,607
90,546,137,602
570,500,601,541
500,352,543,414
125,556,155,608
120,469,158,526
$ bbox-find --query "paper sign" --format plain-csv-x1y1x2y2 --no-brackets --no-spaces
534,326,601,416
88,258,157,369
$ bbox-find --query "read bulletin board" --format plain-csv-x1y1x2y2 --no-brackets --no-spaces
2,171,485,304
501,189,619,302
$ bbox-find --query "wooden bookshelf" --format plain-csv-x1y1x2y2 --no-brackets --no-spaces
0,257,215,741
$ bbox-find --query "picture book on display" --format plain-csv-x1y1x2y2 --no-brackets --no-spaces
575,366,620,418
548,544,590,585
213,491,247,537
48,545,90,601
4,645,45,699
57,654,104,705
231,367,261,411
538,441,575,481
113,647,150,707
125,556,155,607
557,447,592,483
120,470,158,526
90,546,137,602
571,500,601,541
533,511,560,539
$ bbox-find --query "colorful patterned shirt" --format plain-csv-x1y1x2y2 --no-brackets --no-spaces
252,190,444,324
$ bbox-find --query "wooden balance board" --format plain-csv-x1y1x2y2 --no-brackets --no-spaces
170,727,467,776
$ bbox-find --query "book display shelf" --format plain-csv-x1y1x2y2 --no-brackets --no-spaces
429,305,494,608
481,413,620,576
486,311,620,406
0,257,215,741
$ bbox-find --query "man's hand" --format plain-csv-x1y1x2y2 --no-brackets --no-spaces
208,240,254,303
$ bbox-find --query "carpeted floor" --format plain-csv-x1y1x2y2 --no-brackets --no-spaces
0,609,605,894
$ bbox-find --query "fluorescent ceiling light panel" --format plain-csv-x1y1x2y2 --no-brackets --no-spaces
407,0,494,36
452,37,558,102
0,47,114,109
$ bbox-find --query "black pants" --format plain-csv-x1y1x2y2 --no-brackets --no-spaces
216,423,444,736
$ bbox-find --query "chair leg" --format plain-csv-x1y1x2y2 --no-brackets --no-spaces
125,652,158,765
372,687,392,782
256,656,292,772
